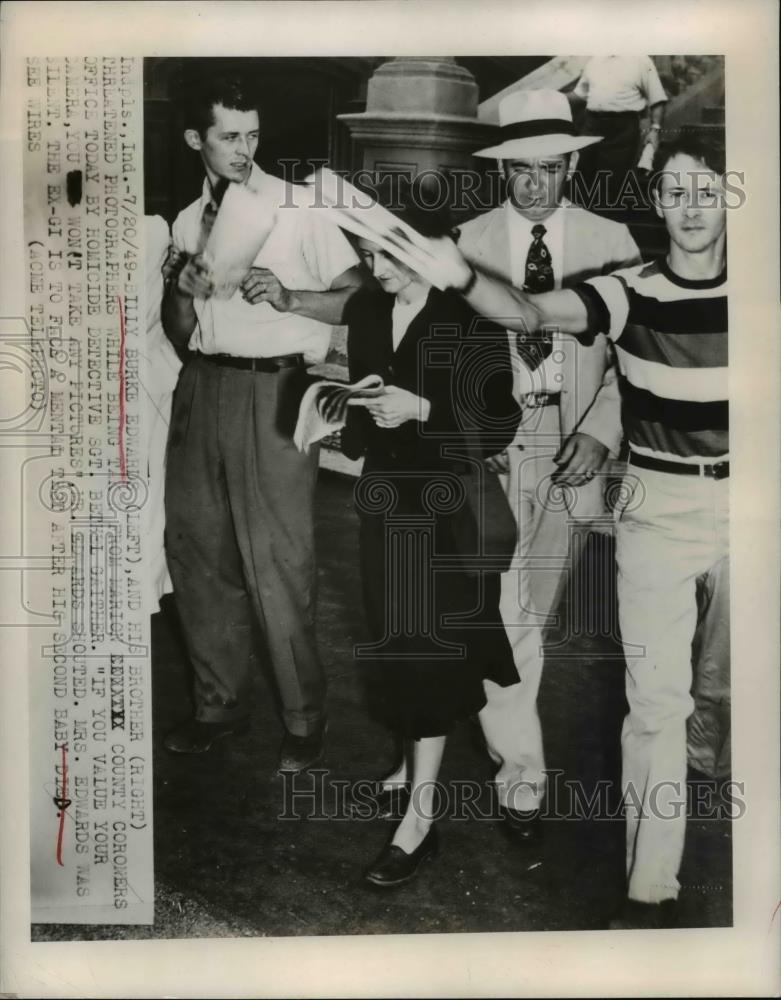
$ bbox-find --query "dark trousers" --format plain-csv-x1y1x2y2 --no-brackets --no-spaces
576,110,642,215
164,355,325,736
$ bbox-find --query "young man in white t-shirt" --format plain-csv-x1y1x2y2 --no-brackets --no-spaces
438,135,729,930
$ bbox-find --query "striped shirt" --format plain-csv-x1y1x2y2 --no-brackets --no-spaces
575,259,727,463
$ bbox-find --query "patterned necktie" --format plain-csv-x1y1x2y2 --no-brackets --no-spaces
516,223,554,370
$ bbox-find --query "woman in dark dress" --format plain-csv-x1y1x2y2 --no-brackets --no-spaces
341,208,522,887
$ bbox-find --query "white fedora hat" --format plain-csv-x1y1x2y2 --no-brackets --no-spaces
474,89,603,160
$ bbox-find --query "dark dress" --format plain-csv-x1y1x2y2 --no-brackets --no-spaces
342,285,522,739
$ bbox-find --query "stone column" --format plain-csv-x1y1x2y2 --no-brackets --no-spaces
338,57,497,196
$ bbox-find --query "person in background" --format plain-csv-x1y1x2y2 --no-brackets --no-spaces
341,190,522,887
569,56,668,215
438,134,729,930
161,74,362,769
457,90,641,843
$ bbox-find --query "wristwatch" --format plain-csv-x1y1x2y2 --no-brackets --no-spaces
456,265,478,296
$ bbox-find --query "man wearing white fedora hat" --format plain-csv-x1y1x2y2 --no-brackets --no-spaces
457,89,641,841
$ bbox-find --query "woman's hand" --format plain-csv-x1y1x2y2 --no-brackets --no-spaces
348,386,431,428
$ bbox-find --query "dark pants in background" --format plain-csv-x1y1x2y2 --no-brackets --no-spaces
164,354,326,737
576,110,642,216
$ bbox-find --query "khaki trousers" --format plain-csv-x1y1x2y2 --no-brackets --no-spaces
616,465,729,903
478,444,602,811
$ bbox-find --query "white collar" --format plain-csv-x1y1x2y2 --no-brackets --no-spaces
503,196,569,239
199,162,265,210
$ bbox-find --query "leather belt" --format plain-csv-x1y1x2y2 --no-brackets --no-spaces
198,352,304,373
523,391,560,409
629,451,729,480
586,109,640,118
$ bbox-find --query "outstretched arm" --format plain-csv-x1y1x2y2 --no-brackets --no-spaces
240,265,365,324
435,238,591,337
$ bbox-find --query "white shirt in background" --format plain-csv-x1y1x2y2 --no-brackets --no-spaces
573,56,668,113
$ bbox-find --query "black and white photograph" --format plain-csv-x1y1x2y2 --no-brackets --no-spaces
1,2,779,997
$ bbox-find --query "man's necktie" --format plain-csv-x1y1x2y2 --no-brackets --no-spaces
196,178,228,253
197,200,218,254
516,223,555,371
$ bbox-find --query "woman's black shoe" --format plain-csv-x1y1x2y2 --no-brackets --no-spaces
364,826,439,887
345,780,411,819
500,805,542,843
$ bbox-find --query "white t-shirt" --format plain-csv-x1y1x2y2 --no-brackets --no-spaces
574,56,668,113
171,164,358,364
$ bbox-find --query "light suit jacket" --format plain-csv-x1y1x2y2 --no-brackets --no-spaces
457,202,641,460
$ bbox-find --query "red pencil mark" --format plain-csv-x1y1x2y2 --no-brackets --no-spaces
117,295,127,481
55,744,67,866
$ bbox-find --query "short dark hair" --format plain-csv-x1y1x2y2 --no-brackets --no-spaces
182,75,259,137
651,133,726,193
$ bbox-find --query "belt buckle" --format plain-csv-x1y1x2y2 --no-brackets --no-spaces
525,392,549,409
711,461,728,480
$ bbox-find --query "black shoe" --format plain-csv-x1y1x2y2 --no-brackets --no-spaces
500,805,542,843
163,718,249,754
364,826,439,887
345,780,411,819
278,723,327,773
608,898,678,930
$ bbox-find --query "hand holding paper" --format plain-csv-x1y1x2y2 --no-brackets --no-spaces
294,374,384,452
301,168,464,290
178,253,215,298
348,385,431,427
162,245,189,284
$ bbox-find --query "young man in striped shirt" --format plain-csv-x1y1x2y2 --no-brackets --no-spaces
439,135,728,929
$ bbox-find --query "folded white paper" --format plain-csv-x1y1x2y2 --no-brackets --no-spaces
294,374,384,453
203,181,277,299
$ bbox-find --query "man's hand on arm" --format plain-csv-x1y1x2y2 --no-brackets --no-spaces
240,267,293,311
552,432,609,487
239,265,364,324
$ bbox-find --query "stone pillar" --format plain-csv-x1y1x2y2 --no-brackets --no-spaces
338,57,497,194
323,59,499,475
